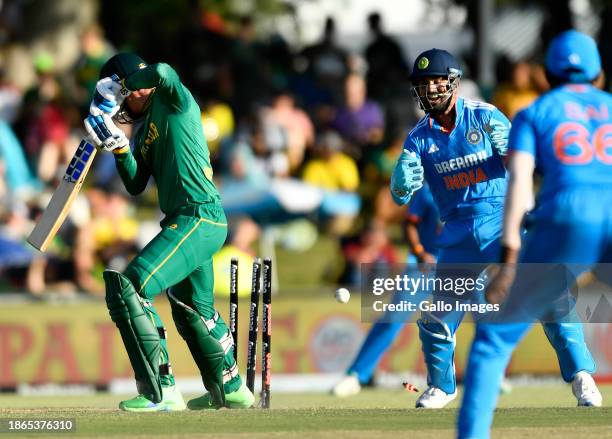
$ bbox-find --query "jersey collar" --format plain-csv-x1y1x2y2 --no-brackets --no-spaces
427,97,464,134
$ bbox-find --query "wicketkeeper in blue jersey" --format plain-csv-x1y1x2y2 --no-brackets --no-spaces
458,30,607,438
391,47,598,409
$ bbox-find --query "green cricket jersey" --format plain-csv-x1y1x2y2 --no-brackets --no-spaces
113,63,220,215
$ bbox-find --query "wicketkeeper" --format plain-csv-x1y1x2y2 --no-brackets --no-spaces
84,53,254,411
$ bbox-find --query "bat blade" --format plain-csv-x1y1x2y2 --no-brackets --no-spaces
27,139,97,252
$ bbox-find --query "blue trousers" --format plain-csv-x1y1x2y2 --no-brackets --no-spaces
418,211,594,397
458,190,609,438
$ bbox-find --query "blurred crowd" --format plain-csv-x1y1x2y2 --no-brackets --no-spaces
0,11,554,296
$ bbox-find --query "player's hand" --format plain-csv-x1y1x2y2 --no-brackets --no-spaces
90,76,130,117
84,114,130,153
485,121,510,157
390,150,424,205
484,265,517,305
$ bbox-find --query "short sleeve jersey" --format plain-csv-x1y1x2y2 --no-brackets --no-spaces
403,98,510,222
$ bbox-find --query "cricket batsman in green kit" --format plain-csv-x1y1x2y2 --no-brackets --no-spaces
84,53,255,411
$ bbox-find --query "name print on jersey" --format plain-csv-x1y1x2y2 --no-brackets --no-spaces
432,149,490,190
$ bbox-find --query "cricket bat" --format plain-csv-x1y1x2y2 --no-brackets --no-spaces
27,139,97,252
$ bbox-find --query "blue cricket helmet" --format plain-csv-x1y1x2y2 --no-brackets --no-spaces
409,48,463,81
545,30,601,83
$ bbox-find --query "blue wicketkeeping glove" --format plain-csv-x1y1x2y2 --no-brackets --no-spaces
485,120,510,157
390,150,424,205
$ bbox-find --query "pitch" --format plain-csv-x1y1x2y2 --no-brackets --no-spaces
1,385,611,438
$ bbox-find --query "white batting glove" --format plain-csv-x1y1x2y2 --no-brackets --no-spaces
90,76,130,117
84,114,130,153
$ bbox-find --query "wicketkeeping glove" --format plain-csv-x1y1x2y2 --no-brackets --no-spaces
90,76,130,117
390,150,424,205
485,120,510,157
84,113,130,153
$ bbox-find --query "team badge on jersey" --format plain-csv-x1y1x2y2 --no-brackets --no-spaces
466,129,483,144
428,144,439,153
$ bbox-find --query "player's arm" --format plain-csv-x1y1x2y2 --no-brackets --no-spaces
84,114,151,195
124,63,190,112
406,219,435,264
390,139,424,205
485,109,536,304
500,151,534,259
499,108,537,261
113,141,151,195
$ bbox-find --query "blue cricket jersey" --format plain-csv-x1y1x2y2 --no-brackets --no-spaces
403,98,510,222
510,84,612,204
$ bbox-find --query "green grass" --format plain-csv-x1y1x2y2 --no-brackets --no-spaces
1,386,611,438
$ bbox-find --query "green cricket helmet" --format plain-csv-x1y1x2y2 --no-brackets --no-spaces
99,53,149,123
100,53,147,81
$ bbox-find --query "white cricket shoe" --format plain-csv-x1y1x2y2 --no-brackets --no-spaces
572,371,603,407
331,374,361,397
415,386,457,408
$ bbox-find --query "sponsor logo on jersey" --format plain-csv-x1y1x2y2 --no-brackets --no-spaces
145,122,159,146
466,129,483,144
428,143,439,153
433,150,488,174
443,167,489,190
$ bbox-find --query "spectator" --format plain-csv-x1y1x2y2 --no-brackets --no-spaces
72,24,115,113
230,16,269,121
299,16,350,107
201,98,235,158
492,60,541,119
87,186,139,272
0,120,40,197
364,12,410,102
0,67,22,123
16,52,73,182
332,73,384,156
302,130,358,192
213,217,260,297
262,91,314,173
26,189,102,296
302,130,360,235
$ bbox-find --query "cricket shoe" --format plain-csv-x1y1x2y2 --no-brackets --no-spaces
415,386,457,408
331,374,361,398
188,381,255,409
119,385,187,412
572,371,603,407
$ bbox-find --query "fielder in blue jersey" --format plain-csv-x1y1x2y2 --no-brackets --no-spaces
391,47,597,409
458,30,607,438
332,185,440,397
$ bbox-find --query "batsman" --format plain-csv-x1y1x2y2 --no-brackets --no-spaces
84,53,255,411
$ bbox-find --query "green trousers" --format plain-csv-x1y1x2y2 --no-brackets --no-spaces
124,203,240,393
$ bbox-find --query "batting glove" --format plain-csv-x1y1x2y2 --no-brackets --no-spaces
390,150,424,205
90,76,130,117
485,121,510,157
84,114,130,153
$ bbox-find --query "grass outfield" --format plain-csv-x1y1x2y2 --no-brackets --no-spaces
0,385,611,438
